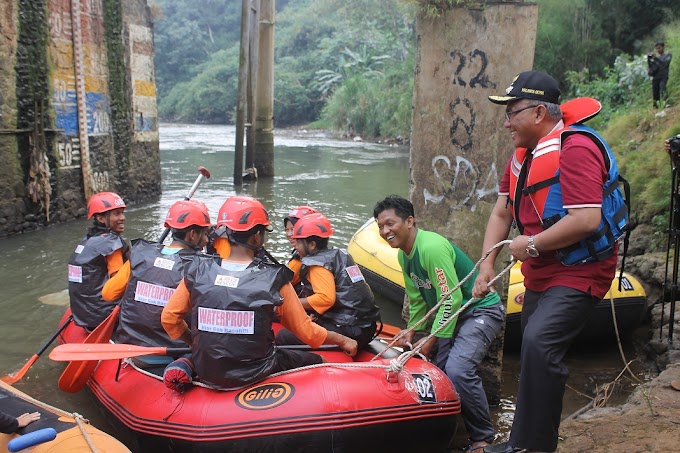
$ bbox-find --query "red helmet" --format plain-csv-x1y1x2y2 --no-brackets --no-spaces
164,199,211,229
87,192,126,219
217,196,273,232
291,213,333,239
283,205,318,227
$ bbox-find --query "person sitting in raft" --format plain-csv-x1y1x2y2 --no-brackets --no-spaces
68,192,128,331
276,212,380,349
102,200,212,349
0,410,40,434
161,196,358,389
283,205,318,250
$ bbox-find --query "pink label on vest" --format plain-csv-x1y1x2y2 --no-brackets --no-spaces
68,265,83,283
198,307,255,334
134,281,175,306
345,265,365,283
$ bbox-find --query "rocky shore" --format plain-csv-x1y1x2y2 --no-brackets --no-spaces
557,224,680,452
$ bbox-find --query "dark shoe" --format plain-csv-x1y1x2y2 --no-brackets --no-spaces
483,442,526,453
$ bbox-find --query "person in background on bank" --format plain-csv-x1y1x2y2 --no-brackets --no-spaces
648,41,672,109
473,71,622,453
275,212,380,349
161,196,357,389
0,410,40,434
102,199,211,349
373,195,503,453
68,191,128,331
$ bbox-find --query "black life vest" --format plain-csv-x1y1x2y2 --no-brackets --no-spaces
184,255,290,389
114,240,196,348
297,248,379,328
68,231,124,330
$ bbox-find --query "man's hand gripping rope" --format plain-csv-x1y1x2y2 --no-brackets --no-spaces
371,240,516,376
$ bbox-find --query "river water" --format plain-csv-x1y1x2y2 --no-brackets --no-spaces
0,124,645,449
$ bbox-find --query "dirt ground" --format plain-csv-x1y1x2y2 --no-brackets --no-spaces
556,363,680,452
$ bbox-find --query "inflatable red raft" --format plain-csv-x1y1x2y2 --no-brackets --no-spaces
56,310,461,452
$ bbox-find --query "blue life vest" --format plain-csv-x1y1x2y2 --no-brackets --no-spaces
511,123,629,265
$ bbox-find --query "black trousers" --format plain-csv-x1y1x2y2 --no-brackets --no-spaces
508,286,597,452
653,77,668,103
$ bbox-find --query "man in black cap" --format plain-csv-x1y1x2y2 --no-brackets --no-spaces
473,71,622,453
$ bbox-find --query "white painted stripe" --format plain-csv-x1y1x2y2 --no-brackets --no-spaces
131,55,154,79
129,24,153,43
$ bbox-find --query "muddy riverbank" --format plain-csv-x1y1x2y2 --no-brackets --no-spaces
555,233,680,452
557,363,680,452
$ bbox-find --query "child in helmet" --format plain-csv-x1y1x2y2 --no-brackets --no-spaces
68,192,128,330
276,212,380,349
161,196,358,389
103,199,211,349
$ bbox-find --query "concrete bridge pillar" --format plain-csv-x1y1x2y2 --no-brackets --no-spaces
409,0,539,414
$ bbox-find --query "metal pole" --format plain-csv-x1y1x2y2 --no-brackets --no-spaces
234,0,250,186
663,154,680,342
669,158,680,342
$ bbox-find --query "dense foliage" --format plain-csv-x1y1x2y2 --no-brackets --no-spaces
150,0,680,240
152,0,679,136
564,24,680,246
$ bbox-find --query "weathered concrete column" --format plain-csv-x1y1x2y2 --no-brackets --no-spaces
254,0,275,177
409,2,538,410
0,0,159,236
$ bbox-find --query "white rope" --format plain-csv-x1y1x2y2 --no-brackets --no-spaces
5,384,98,452
371,240,515,370
129,240,514,392
8,386,87,421
74,413,99,453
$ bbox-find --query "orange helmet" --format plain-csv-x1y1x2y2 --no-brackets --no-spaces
164,199,211,229
217,196,273,233
87,192,126,219
291,213,333,239
283,205,318,227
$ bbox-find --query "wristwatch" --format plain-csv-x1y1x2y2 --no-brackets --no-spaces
526,235,539,258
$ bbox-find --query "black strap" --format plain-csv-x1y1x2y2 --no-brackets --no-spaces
513,157,530,235
618,175,632,291
603,179,620,197
523,175,560,196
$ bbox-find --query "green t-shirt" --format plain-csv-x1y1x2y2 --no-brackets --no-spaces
398,229,500,338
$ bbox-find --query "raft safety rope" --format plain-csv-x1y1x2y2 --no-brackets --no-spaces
127,240,515,392
372,240,514,363
8,386,98,452
75,413,100,453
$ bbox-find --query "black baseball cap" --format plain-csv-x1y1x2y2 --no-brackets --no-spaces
488,70,561,105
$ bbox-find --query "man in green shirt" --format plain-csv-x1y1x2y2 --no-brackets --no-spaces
374,195,503,453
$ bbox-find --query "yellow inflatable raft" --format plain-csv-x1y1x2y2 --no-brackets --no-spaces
348,218,647,347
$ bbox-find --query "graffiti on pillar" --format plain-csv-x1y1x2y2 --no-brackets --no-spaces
449,98,476,151
423,157,499,211
422,47,500,210
449,49,497,89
